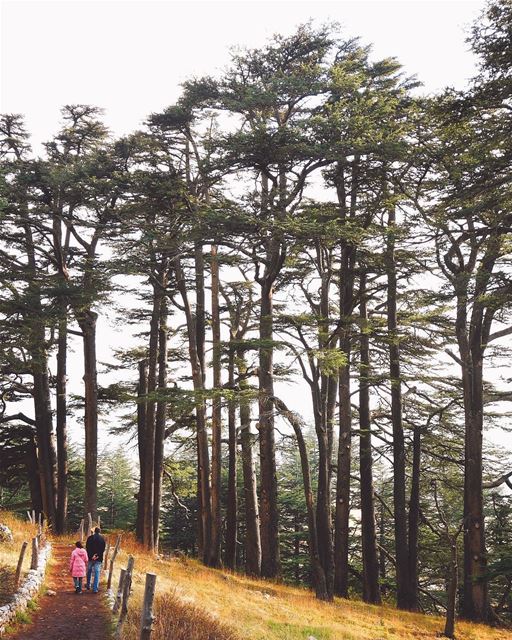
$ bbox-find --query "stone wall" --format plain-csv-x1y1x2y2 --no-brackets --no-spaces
0,541,52,635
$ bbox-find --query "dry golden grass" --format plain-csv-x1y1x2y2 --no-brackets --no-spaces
109,533,512,640
122,591,239,640
0,511,39,606
2,514,511,640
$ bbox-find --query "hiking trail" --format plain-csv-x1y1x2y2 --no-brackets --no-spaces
9,543,111,640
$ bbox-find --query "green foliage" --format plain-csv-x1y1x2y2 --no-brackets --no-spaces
97,447,137,530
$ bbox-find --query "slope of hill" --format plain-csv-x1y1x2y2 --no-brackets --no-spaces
1,513,510,640
0,512,38,607
113,534,512,640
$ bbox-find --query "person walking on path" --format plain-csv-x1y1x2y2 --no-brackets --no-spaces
69,541,88,594
85,527,106,593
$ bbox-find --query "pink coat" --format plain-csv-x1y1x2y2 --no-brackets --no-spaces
70,548,88,578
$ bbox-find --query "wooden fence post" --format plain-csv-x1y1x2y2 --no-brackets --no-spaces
139,573,157,640
88,512,93,535
27,511,32,524
79,519,85,543
32,510,35,525
104,539,110,570
107,534,122,590
98,515,101,529
15,541,28,586
112,568,126,615
115,556,134,639
30,537,38,570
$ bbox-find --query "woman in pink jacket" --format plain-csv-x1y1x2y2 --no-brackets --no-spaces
69,541,88,594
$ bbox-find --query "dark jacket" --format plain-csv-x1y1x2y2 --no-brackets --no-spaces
86,533,106,562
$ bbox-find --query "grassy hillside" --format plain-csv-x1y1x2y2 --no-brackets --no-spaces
0,512,39,607
111,534,512,640
1,513,510,640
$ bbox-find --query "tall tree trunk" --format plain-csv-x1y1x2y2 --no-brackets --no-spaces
314,246,336,600
239,350,261,576
315,419,334,599
444,537,459,638
387,205,409,609
153,294,168,551
334,161,357,596
225,346,238,570
452,237,497,622
78,310,99,523
334,348,352,598
359,272,381,604
195,242,206,383
23,221,57,526
32,357,57,525
174,256,212,563
136,359,148,543
210,245,222,567
461,355,487,620
142,286,162,550
26,434,43,514
407,422,421,610
258,279,280,578
55,312,68,534
194,244,212,564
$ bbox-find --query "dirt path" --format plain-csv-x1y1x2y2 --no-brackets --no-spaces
10,543,112,640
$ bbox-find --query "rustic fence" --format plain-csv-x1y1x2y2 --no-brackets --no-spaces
19,511,46,579
21,514,158,639
99,532,157,639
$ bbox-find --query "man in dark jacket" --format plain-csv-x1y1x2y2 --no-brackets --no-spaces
85,527,106,593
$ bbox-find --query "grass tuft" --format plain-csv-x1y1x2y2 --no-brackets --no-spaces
122,590,240,640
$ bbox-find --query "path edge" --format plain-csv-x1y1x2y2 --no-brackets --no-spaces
0,541,52,636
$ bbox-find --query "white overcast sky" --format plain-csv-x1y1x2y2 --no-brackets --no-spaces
2,0,485,151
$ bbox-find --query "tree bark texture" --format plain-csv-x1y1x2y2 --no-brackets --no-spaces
225,346,238,570
136,359,148,543
23,221,57,526
55,312,68,534
174,257,212,563
407,423,421,610
359,272,381,605
209,245,222,567
153,293,168,551
386,206,410,610
142,285,162,550
239,351,261,576
258,280,280,578
334,161,357,597
77,310,99,523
